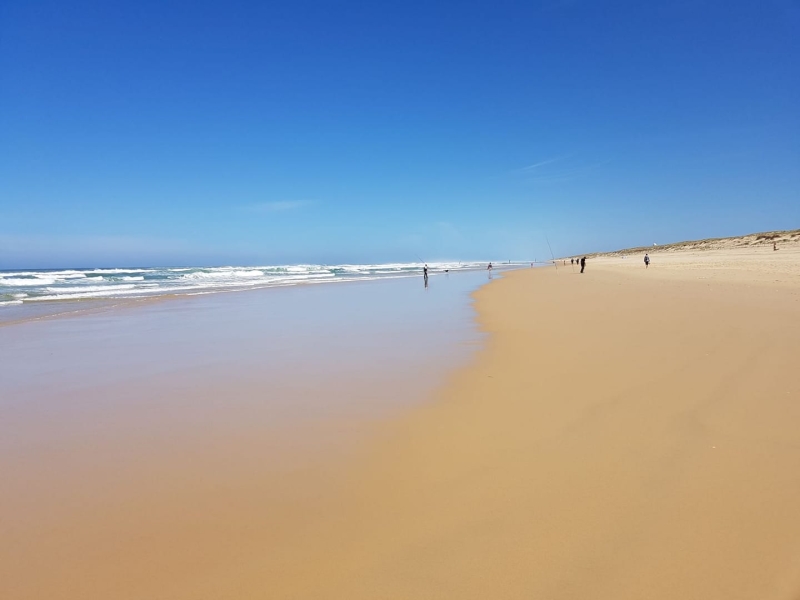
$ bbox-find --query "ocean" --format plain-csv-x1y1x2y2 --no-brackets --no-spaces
0,262,498,307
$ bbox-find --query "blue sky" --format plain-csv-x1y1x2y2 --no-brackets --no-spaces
1,0,798,267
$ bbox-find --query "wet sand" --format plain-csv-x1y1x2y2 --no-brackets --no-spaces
266,246,800,599
0,273,486,599
3,246,800,598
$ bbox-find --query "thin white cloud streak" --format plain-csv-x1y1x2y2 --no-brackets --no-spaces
525,160,612,183
245,201,313,213
520,156,570,171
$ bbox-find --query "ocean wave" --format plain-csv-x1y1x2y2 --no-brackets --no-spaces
0,270,85,278
84,268,150,274
180,269,264,280
45,284,137,294
0,278,58,286
0,261,498,304
0,300,24,307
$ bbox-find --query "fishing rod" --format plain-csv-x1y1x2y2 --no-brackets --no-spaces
545,235,558,273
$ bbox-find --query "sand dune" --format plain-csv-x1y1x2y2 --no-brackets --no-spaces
589,228,800,257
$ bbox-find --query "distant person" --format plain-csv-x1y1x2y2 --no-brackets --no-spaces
423,264,428,278
571,258,574,265
487,262,493,271
644,254,650,268
774,242,778,251
580,256,586,273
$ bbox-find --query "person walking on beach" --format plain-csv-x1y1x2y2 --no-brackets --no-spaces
571,258,574,265
580,257,586,273
644,254,650,269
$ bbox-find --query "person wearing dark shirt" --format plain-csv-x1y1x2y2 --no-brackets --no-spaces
580,256,586,273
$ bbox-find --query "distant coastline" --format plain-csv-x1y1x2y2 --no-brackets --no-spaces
575,228,800,259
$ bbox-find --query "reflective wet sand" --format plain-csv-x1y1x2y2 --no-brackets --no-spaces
0,272,487,599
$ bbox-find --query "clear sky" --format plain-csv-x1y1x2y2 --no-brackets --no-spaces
1,0,798,268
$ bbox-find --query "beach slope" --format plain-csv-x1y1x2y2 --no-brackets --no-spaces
3,248,799,599
272,247,800,599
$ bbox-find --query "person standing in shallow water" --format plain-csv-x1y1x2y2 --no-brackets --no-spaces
580,256,586,273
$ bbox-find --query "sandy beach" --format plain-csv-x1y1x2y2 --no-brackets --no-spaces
3,242,800,598
256,242,800,599
4,0,796,595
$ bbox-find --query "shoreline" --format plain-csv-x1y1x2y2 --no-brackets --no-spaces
4,247,800,598
0,265,511,327
0,270,494,599
261,248,800,598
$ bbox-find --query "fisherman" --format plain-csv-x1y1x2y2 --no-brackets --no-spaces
487,262,493,271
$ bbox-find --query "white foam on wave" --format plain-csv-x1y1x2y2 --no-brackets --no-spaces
45,284,137,294
120,276,145,281
1,270,85,278
181,269,264,280
254,265,331,274
84,268,151,275
0,278,57,286
30,289,156,301
0,300,23,307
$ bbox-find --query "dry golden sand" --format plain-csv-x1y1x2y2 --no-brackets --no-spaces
4,243,800,598
261,243,800,599
260,245,800,599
